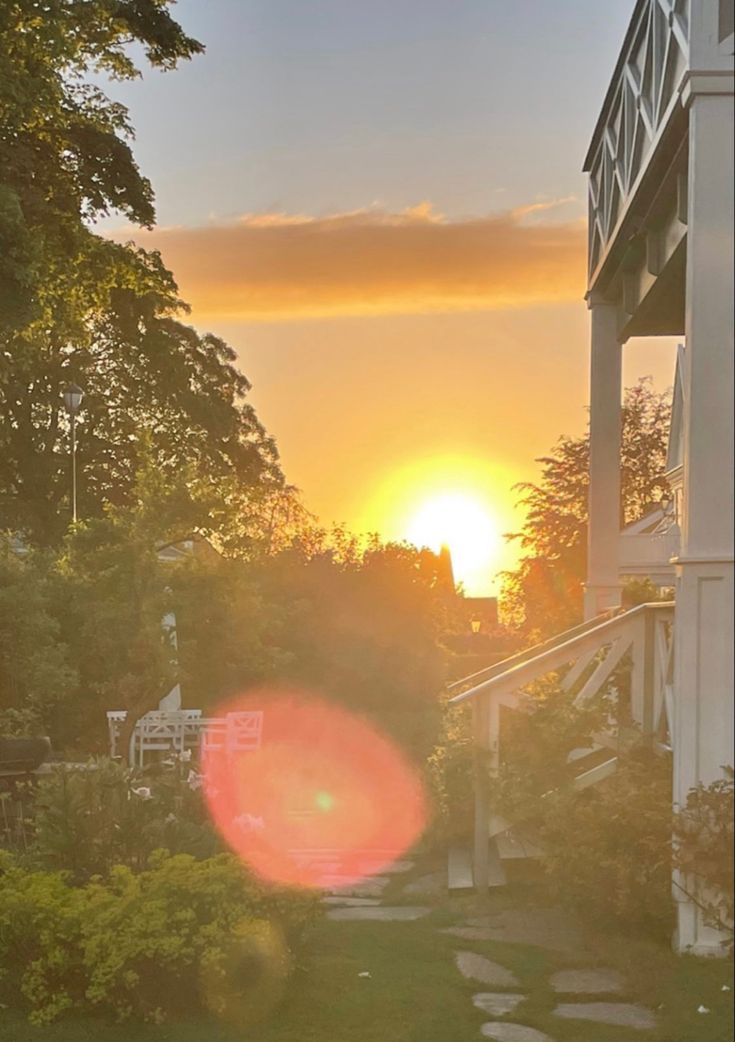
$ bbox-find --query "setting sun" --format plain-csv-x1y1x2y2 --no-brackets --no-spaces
360,454,518,596
405,491,502,595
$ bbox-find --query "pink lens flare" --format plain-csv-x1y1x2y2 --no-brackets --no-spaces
202,689,428,889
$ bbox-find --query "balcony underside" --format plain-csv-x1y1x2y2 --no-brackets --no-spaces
621,234,686,339
593,118,688,339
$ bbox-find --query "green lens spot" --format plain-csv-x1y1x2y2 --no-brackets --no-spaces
315,791,334,812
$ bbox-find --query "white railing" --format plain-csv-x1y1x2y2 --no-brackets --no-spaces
200,712,263,757
619,528,680,574
585,0,690,283
450,602,675,888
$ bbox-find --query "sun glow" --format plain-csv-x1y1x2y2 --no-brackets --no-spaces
360,454,517,596
406,491,502,593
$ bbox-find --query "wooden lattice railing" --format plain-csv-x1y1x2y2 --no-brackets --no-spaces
449,602,675,888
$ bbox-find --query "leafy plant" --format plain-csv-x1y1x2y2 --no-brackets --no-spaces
492,681,674,934
674,767,734,941
0,1,282,547
0,854,87,1024
0,851,320,1025
426,696,474,845
494,678,613,825
541,750,674,935
81,853,318,1024
0,539,76,737
29,758,219,880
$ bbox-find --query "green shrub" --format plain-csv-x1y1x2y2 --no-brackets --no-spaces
493,682,674,934
0,854,87,1024
674,767,734,940
495,678,612,821
0,851,320,1025
426,696,474,845
540,751,674,935
81,852,318,1024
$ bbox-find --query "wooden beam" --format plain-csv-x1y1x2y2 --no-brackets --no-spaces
574,756,618,790
574,635,631,706
451,603,674,706
562,646,602,692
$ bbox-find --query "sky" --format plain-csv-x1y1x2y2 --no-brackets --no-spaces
105,0,677,594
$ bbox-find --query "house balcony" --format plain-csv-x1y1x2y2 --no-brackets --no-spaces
584,1,733,339
584,0,692,293
619,526,680,583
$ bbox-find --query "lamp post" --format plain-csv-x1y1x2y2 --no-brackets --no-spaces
63,384,84,523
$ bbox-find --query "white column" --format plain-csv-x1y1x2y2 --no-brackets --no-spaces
472,697,490,891
673,80,735,956
159,609,182,711
584,298,623,620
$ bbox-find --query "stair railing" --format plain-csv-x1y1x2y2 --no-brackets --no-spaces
449,601,675,888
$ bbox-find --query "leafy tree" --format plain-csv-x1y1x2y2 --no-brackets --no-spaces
51,459,201,756
502,378,672,637
0,0,201,328
246,534,458,761
159,527,462,760
0,1,282,546
2,449,457,761
169,552,289,716
0,537,76,736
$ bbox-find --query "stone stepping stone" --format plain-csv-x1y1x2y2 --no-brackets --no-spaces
321,896,382,908
455,951,520,988
325,875,391,898
553,1002,656,1030
442,926,498,941
549,968,625,994
473,993,526,1016
403,871,446,897
327,905,430,922
481,1025,554,1042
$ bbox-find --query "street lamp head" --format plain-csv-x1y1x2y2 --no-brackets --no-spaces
63,383,84,415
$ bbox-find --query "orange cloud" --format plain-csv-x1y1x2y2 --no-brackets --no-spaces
113,203,586,320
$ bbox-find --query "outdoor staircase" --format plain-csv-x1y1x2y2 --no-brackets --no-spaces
447,602,675,892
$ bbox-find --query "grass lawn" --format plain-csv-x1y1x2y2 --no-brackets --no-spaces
2,887,733,1042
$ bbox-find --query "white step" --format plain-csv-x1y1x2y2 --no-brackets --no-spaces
448,840,508,891
448,845,474,891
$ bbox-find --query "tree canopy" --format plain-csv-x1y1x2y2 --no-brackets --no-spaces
0,1,282,546
1,507,460,761
0,0,202,328
502,378,672,638
0,540,76,737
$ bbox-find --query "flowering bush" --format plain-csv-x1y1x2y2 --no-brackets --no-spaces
0,851,320,1025
28,757,218,880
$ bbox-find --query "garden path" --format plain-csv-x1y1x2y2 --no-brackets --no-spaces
324,860,661,1040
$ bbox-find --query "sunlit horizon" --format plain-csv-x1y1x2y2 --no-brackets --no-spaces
356,454,519,597
405,491,502,597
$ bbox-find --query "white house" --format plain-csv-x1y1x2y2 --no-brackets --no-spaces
451,0,733,956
